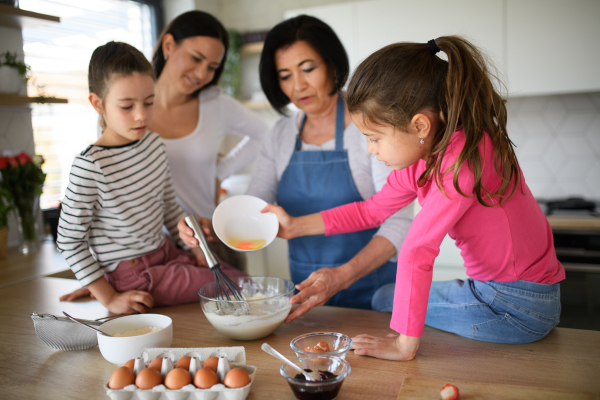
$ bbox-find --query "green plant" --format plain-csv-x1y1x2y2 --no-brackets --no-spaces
0,188,15,229
0,51,31,83
220,29,242,99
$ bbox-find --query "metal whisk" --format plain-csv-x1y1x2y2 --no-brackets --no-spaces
184,216,247,304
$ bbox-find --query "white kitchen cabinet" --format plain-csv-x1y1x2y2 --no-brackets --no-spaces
355,0,505,76
506,0,600,96
286,0,505,76
287,0,600,97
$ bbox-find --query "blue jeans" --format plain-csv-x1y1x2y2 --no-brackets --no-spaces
371,279,561,344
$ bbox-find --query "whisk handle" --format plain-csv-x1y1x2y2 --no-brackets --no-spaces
184,216,220,269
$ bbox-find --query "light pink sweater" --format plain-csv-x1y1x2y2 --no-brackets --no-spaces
321,130,564,337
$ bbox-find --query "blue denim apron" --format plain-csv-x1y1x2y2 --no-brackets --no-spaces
276,96,396,309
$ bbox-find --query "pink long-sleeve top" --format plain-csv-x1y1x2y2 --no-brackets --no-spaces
321,129,564,337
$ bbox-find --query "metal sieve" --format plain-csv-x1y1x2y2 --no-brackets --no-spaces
30,312,118,351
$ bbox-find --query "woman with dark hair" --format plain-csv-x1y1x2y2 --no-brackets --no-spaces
148,11,267,268
181,15,411,322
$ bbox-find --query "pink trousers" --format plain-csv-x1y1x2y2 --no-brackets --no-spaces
105,238,247,307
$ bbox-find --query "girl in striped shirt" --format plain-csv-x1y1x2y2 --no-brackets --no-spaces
57,41,245,314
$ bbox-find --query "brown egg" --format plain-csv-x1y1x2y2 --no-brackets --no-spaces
108,366,135,389
123,359,135,371
175,356,191,370
148,358,163,371
194,367,220,389
164,367,192,390
224,368,251,388
135,367,163,390
202,356,219,372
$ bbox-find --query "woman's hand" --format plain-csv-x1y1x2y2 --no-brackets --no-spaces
351,333,420,361
177,216,214,247
284,266,350,323
59,287,94,301
261,204,295,239
105,290,154,315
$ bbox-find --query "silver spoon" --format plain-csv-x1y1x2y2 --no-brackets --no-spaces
261,343,320,381
62,311,113,337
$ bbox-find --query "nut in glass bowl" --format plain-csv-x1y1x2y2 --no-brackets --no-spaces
291,332,353,360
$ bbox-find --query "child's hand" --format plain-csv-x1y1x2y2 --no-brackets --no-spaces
351,333,420,361
59,287,95,301
177,216,214,247
105,290,154,315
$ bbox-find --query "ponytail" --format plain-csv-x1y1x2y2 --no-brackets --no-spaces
346,35,520,206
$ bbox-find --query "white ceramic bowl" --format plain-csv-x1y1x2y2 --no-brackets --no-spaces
97,314,173,364
212,195,279,252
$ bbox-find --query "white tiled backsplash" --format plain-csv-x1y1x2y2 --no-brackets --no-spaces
507,91,600,200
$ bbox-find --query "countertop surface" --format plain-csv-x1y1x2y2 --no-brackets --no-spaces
1,277,599,399
0,238,69,288
546,214,600,231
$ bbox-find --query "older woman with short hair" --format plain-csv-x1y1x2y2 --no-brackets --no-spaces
246,15,413,322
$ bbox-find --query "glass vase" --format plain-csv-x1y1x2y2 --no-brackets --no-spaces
16,195,40,255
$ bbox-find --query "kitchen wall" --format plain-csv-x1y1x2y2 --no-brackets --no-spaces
194,0,356,32
508,92,600,200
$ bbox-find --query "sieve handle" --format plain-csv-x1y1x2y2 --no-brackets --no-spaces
63,311,112,337
184,215,220,269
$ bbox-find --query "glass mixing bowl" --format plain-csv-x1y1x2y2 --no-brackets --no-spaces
198,276,294,340
291,332,353,359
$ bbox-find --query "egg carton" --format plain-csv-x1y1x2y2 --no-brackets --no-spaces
104,347,256,400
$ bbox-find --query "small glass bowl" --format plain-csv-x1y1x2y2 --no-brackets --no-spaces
280,355,351,400
291,332,353,359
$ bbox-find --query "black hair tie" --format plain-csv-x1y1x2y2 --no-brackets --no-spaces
428,39,441,55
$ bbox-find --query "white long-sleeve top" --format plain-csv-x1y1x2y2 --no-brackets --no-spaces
57,132,186,286
246,113,413,255
163,86,268,218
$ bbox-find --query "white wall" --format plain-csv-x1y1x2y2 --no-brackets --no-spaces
163,0,203,25
203,0,358,32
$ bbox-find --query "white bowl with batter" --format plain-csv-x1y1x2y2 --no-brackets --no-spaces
97,314,173,364
199,276,294,340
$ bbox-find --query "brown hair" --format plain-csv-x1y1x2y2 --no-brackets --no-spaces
88,41,154,129
346,36,520,206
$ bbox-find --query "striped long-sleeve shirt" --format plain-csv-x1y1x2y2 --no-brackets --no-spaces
57,132,187,286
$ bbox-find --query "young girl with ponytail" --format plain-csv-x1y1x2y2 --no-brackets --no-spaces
261,36,565,361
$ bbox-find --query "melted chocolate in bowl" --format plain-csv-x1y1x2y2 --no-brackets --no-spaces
288,369,343,400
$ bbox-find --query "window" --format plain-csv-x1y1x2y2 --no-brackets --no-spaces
20,0,159,209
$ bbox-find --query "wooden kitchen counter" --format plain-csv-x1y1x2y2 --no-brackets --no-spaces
1,277,599,399
0,238,70,288
546,215,600,231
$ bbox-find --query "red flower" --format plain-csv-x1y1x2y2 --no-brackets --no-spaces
0,157,7,169
8,157,18,167
16,151,32,165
